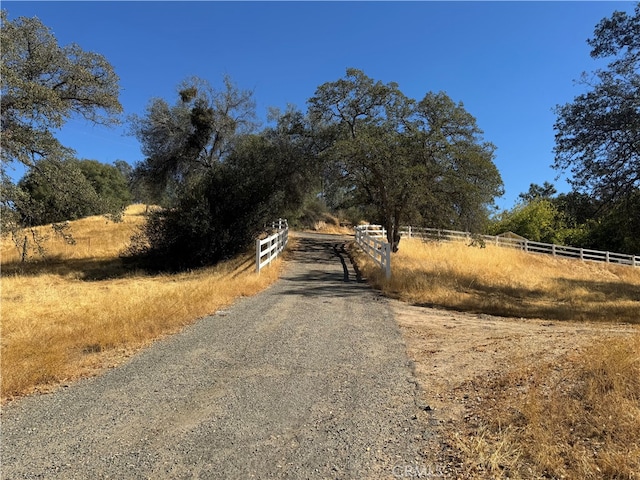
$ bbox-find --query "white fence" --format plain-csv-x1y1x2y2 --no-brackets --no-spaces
401,226,639,267
354,225,391,278
256,219,289,273
353,224,638,277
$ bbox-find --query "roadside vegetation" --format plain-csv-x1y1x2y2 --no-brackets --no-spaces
351,237,640,479
0,205,283,402
451,334,640,479
352,237,640,324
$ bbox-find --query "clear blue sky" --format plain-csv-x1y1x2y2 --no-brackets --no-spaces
4,1,635,210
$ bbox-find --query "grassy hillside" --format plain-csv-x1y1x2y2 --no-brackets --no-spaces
351,237,640,324
351,237,640,479
1,205,283,401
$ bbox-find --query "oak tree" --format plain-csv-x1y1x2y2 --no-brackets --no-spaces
308,69,503,250
129,76,257,204
553,3,639,203
1,10,123,258
1,10,122,168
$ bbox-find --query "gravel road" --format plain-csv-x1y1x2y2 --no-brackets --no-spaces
1,232,427,479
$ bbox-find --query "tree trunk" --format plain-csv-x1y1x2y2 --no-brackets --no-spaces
385,217,402,253
21,235,28,263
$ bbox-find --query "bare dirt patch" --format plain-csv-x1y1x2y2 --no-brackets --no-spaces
392,301,640,478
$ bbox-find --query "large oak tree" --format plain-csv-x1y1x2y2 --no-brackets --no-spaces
1,10,122,169
1,10,123,258
308,68,503,250
127,78,318,270
129,76,258,203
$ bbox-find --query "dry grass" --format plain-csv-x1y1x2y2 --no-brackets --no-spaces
1,205,283,402
306,222,354,235
352,237,640,323
2,204,153,270
352,237,640,478
450,334,640,479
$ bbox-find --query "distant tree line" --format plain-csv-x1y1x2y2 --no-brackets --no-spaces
489,182,640,254
2,4,637,269
124,68,504,268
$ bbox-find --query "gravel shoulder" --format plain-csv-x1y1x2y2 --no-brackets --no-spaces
1,232,426,479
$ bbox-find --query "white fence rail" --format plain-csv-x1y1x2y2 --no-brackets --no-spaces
256,219,289,273
354,225,391,278
400,226,639,267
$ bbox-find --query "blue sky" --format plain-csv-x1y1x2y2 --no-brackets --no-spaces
4,1,635,210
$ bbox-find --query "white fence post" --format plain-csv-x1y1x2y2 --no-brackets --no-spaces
256,238,263,273
384,242,391,279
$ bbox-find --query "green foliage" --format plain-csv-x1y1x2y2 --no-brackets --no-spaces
76,159,132,214
16,158,102,225
308,69,503,250
129,76,257,205
553,4,640,204
14,158,131,226
550,3,640,255
1,10,122,169
0,9,123,249
491,183,640,255
128,79,323,271
489,199,568,244
572,190,640,254
126,134,311,271
519,182,557,203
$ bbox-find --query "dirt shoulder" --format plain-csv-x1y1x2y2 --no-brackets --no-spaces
392,301,640,476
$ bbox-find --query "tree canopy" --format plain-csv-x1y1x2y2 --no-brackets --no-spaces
490,182,640,255
126,79,318,270
129,76,257,204
1,10,124,248
553,3,639,204
1,10,122,168
16,158,131,226
308,68,503,250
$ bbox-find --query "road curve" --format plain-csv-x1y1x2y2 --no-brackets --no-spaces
1,232,426,479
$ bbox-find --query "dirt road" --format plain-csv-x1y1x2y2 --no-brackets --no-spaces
1,233,427,479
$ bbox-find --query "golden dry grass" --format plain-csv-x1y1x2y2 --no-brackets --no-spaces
2,204,152,268
352,237,640,323
352,237,640,478
1,206,283,402
452,334,640,479
301,212,354,235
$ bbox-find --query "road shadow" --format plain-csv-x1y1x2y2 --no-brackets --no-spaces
277,232,370,298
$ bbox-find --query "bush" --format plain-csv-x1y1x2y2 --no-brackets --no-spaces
125,135,310,271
